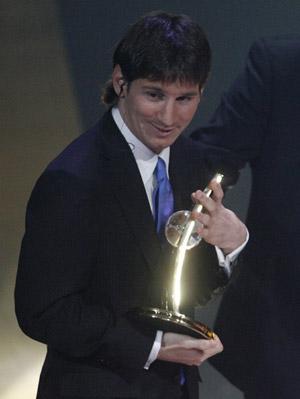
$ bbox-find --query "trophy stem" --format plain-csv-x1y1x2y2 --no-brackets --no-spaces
170,173,224,313
171,218,197,313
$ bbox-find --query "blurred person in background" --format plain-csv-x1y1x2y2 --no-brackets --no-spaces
192,37,300,399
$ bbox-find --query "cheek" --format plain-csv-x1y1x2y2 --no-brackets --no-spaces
132,103,151,123
136,98,158,118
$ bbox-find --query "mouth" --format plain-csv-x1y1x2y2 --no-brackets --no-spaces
151,124,176,135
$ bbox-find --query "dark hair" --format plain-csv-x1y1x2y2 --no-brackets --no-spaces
102,11,211,106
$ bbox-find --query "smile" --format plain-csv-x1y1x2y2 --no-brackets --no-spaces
152,124,175,135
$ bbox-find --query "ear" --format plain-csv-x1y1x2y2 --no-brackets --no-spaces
112,64,127,97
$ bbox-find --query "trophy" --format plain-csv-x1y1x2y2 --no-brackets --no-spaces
129,173,224,339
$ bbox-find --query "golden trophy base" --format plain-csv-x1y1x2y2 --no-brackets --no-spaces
128,307,215,340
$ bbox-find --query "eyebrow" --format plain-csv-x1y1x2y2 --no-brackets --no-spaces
142,85,200,97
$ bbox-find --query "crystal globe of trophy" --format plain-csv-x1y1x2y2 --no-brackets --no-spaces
129,173,224,339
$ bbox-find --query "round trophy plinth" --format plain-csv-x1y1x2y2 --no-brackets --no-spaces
128,307,215,340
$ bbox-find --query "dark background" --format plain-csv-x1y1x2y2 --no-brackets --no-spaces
1,1,300,397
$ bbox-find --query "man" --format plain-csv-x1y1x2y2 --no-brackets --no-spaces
15,12,247,399
192,37,300,398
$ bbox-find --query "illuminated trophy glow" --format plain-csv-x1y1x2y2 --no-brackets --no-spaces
130,173,224,339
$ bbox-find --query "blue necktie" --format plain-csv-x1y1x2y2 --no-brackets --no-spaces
152,157,174,237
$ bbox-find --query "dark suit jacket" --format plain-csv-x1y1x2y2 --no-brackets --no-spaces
15,110,236,399
192,37,300,398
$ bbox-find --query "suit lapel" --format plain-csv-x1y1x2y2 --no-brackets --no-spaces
99,112,162,271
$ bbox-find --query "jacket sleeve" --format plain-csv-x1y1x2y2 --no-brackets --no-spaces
15,170,155,370
191,38,273,165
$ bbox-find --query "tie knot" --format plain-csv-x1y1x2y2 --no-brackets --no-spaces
155,157,168,183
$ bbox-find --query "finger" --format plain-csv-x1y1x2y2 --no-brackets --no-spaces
196,338,224,363
185,337,215,351
192,212,210,227
200,344,223,362
191,192,197,203
205,336,224,355
192,190,216,213
191,191,206,205
162,332,198,346
194,334,223,350
195,225,208,241
208,180,224,202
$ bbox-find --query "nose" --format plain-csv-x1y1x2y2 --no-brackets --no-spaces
158,100,176,127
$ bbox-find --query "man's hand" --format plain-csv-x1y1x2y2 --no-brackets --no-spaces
157,332,223,366
191,179,247,254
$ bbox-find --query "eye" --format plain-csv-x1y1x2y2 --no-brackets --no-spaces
177,96,192,102
145,91,164,101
